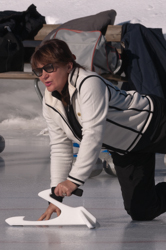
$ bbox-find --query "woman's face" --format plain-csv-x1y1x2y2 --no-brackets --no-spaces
37,62,73,93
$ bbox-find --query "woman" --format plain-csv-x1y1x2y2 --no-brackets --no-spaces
31,38,166,221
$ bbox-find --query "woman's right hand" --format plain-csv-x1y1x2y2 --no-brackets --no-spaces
38,203,61,221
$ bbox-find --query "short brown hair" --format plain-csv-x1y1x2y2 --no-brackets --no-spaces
31,39,81,69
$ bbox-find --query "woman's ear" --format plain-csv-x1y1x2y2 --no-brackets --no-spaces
67,62,73,73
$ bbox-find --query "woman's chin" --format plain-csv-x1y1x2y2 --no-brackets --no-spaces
46,86,56,92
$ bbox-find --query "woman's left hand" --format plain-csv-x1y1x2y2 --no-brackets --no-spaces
54,180,78,197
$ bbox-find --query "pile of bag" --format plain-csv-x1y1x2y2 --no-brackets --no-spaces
0,4,45,72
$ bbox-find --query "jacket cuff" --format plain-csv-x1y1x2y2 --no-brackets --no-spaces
67,175,85,186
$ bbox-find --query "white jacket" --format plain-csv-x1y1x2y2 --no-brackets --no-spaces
43,68,154,187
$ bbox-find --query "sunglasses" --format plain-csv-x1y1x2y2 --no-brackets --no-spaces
32,63,58,77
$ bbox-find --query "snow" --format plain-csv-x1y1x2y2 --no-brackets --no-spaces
1,0,166,137
2,0,166,33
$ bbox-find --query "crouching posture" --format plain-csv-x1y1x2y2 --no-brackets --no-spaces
31,38,166,221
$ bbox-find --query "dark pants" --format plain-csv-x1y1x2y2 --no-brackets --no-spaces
112,152,166,221
111,96,166,221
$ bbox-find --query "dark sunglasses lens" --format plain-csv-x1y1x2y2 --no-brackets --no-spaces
33,64,54,77
33,69,42,77
44,64,54,73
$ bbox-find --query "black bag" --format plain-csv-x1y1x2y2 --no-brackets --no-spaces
0,26,24,72
0,4,46,40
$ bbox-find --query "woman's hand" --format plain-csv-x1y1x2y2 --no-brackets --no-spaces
55,180,77,197
38,180,77,221
38,203,61,221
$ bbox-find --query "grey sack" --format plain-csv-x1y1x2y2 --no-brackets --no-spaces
54,29,121,75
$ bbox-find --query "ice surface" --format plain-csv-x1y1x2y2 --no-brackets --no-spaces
1,0,166,136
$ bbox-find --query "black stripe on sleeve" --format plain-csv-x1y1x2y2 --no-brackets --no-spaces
68,175,85,184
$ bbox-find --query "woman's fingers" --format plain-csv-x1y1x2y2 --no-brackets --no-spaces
38,203,61,221
55,180,77,197
44,212,52,220
56,207,61,216
38,213,46,221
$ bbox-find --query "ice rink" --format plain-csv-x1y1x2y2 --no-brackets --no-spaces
1,132,166,250
1,67,166,249
1,0,166,248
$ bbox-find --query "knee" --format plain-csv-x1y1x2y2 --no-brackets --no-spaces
127,205,154,221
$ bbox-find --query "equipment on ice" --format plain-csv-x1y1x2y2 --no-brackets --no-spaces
0,135,5,153
5,189,97,229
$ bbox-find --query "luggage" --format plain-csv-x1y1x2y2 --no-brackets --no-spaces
54,28,121,75
0,26,24,72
